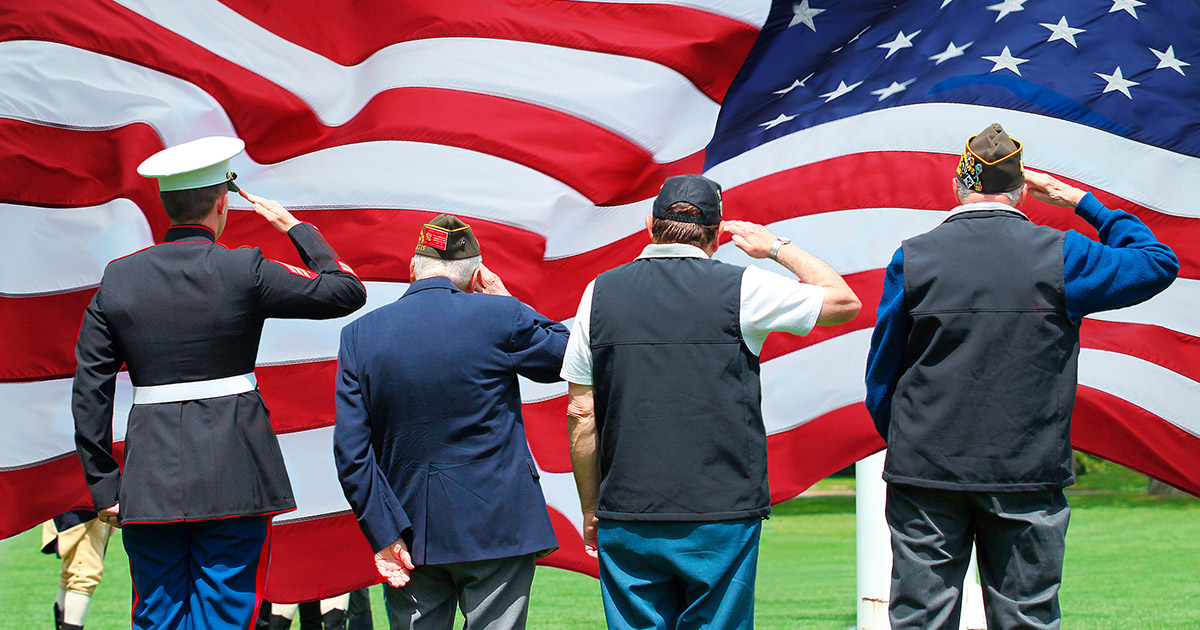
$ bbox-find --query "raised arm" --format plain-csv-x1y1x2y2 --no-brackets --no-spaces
724,220,862,326
243,192,367,319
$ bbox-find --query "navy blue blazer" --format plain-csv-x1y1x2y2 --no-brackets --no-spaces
334,276,568,566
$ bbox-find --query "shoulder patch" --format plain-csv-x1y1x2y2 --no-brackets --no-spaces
272,260,318,280
335,258,358,277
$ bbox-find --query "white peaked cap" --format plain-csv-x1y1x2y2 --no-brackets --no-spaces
137,136,246,192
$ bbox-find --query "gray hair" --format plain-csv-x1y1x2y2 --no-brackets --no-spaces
411,254,481,290
957,179,1023,206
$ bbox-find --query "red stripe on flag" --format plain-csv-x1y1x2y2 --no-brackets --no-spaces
767,403,884,503
264,512,379,603
1081,319,1200,383
0,290,93,382
0,444,124,539
522,397,572,474
0,119,166,235
1073,386,1200,497
538,505,599,578
217,0,758,103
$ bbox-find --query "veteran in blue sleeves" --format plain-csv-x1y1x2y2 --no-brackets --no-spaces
73,137,367,630
865,123,1179,630
333,214,568,630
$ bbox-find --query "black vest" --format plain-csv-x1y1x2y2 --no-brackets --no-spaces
886,208,1079,491
590,256,769,521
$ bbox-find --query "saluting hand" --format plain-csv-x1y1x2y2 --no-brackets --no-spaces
241,191,301,234
724,220,777,259
375,538,416,588
1025,170,1086,208
472,264,512,296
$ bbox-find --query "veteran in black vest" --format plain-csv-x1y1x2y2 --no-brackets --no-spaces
73,137,367,630
865,124,1179,630
562,175,862,630
334,214,568,630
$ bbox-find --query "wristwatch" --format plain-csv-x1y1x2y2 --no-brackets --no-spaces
768,236,792,260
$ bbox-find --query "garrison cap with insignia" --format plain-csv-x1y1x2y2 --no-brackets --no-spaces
653,174,723,225
137,136,246,192
415,214,481,260
956,123,1024,194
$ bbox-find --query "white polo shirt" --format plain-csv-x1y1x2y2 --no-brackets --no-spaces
560,243,825,385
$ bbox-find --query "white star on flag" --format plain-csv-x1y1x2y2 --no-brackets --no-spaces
774,72,815,95
1096,66,1139,98
986,0,1026,22
929,41,973,65
1040,17,1085,48
940,0,954,8
818,80,863,102
759,113,796,130
789,0,826,31
877,30,921,59
869,79,915,101
982,46,1029,76
1110,0,1145,18
1151,46,1189,75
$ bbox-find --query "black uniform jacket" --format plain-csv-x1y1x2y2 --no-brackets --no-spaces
73,223,366,524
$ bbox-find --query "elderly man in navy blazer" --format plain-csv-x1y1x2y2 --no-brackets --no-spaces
334,214,568,630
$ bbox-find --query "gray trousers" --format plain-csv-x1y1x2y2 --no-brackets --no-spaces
886,485,1070,630
383,553,536,630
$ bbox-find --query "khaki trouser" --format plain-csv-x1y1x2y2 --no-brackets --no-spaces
41,519,112,596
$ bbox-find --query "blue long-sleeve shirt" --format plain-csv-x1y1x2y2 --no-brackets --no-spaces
864,193,1179,440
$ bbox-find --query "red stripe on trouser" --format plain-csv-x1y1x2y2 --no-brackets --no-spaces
248,520,273,630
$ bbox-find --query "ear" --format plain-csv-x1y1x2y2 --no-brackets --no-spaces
644,215,654,239
469,265,484,293
949,177,960,202
408,257,416,282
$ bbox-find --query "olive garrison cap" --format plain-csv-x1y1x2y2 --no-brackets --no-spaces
956,123,1024,194
415,214,481,260
652,174,723,225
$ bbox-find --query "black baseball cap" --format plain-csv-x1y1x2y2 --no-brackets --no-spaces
652,175,723,225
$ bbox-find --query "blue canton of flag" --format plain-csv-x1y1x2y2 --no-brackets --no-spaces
709,0,1200,165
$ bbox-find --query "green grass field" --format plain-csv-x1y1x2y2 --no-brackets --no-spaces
3,467,1197,629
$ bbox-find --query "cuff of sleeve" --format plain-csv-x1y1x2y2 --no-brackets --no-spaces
287,223,341,273
1073,192,1106,224
362,510,413,554
89,477,120,512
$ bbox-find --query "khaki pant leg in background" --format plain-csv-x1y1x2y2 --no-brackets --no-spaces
56,519,112,596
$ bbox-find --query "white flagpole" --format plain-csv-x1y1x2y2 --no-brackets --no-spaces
855,449,988,629
856,450,891,630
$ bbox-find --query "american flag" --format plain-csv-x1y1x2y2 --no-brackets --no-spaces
1,0,1196,602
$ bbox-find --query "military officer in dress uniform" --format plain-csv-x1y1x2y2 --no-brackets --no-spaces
72,136,367,630
334,215,568,630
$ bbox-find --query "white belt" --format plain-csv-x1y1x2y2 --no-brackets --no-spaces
133,373,257,405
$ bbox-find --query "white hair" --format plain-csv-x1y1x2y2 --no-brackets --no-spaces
411,254,481,290
957,179,1023,206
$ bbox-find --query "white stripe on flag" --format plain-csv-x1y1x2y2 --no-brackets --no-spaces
0,200,152,296
705,103,1200,219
